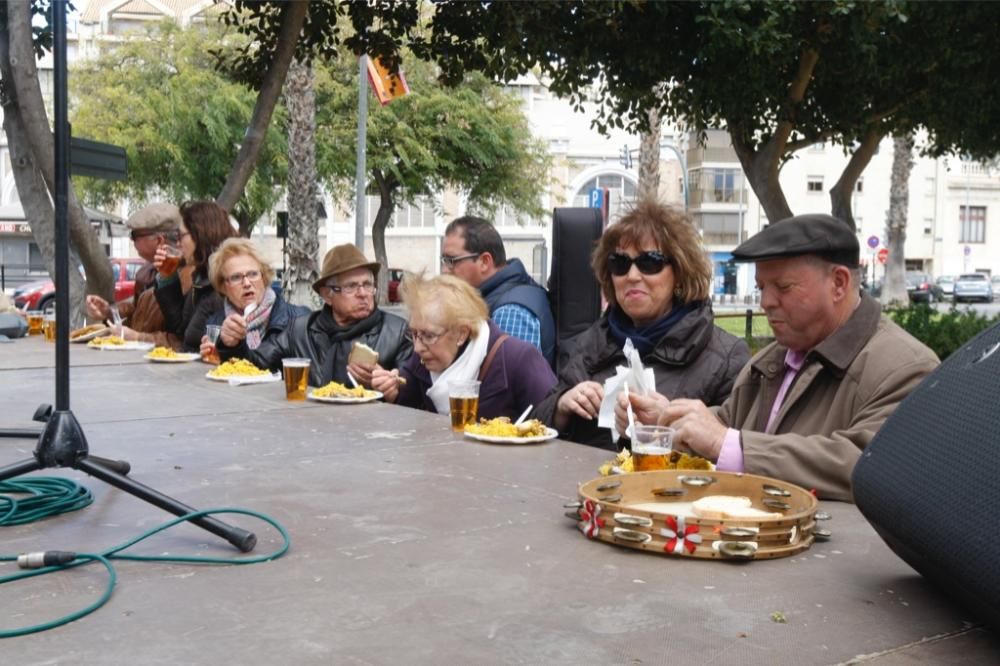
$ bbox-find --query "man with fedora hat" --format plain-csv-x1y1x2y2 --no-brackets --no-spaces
617,213,938,501
246,244,412,387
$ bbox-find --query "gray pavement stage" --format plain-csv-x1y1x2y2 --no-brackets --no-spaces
1,336,997,664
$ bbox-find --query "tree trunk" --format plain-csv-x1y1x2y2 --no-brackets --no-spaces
2,0,112,310
730,128,794,224
883,133,915,306
829,127,882,232
637,107,661,201
371,169,396,306
217,0,308,212
283,57,320,307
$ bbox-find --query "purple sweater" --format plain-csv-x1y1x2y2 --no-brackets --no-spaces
395,320,556,421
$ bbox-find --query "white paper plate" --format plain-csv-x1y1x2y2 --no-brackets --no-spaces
87,341,155,351
463,427,559,445
306,389,383,404
70,326,111,343
143,352,200,363
204,370,277,383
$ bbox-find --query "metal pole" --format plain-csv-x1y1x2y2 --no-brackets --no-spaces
354,55,368,251
53,0,70,411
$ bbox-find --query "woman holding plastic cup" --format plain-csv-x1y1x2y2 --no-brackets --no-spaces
198,238,307,364
154,200,236,352
372,274,556,426
534,200,750,450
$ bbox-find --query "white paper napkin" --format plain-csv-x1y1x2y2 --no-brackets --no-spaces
597,338,655,443
227,372,282,387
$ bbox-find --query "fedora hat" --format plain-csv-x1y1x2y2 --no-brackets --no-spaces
313,244,381,293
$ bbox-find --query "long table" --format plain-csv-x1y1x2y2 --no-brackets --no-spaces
1,336,997,664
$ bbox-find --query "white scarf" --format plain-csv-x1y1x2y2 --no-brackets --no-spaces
426,319,491,414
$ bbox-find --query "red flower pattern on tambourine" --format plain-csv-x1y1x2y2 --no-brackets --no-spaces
578,499,605,538
660,515,702,554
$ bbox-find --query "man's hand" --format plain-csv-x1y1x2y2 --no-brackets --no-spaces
85,295,111,321
614,391,671,435
220,313,246,347
554,380,604,429
662,399,727,461
371,366,400,403
347,360,375,387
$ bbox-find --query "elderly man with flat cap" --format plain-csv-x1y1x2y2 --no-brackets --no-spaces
617,214,938,501
85,203,188,343
246,244,412,388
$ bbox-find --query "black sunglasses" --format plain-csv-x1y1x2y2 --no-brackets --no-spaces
608,251,671,276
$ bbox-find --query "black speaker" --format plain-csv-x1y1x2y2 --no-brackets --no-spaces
853,320,1000,629
549,208,603,372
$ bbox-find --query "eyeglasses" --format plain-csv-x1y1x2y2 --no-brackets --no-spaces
224,270,262,286
326,281,376,296
178,230,191,240
440,252,480,268
405,328,448,346
608,251,671,276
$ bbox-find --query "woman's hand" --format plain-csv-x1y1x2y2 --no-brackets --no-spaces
85,295,111,321
198,335,214,362
371,366,400,403
554,380,604,429
220,313,246,347
118,325,138,341
153,244,168,274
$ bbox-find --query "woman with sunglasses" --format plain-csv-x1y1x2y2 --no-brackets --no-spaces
198,238,308,362
534,200,750,449
372,274,556,422
153,200,237,351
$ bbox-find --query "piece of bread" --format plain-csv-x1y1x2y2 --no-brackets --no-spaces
691,495,782,520
348,341,379,366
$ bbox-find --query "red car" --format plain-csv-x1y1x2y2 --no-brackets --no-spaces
13,257,147,314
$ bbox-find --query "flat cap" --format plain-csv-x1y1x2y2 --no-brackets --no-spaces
125,202,181,233
732,213,859,266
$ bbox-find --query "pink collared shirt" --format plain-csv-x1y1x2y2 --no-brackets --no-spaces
715,348,807,473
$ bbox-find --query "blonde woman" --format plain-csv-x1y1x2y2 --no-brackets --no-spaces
372,274,556,421
202,238,308,362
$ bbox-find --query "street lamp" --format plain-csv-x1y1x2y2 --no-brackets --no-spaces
618,141,688,210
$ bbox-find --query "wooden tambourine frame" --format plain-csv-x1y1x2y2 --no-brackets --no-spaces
569,470,819,561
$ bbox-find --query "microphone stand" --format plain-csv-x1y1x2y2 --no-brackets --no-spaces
0,1,254,553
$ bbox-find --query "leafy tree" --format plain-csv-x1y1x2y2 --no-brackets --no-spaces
314,54,551,303
1,0,112,314
70,20,288,235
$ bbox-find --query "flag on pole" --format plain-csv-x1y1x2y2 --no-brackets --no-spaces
366,56,410,106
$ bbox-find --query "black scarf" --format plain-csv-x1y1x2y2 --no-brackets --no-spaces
314,307,383,381
607,301,698,356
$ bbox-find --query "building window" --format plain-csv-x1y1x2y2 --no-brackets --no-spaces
807,176,823,193
493,205,540,227
366,195,435,229
687,168,744,205
960,205,986,243
572,174,637,223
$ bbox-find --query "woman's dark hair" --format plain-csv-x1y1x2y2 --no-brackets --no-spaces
592,199,712,307
180,200,236,273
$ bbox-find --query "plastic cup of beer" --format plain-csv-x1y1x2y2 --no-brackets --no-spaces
204,324,222,365
43,313,57,342
631,424,675,472
27,310,44,335
159,244,183,276
282,358,310,401
448,379,481,432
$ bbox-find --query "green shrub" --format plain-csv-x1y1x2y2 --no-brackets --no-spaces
886,304,1000,360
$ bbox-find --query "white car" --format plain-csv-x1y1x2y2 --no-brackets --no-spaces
953,273,994,303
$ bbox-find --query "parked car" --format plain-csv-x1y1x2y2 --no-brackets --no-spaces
387,268,404,304
992,274,1000,293
935,275,956,297
12,257,146,314
953,273,994,303
905,271,942,303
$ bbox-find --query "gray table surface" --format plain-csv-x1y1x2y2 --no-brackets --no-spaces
1,335,997,664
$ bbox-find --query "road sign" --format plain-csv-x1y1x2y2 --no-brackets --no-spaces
877,248,889,264
589,188,604,209
867,235,880,249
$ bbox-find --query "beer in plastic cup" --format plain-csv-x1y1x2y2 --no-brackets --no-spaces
282,358,310,401
448,379,481,432
43,314,57,342
204,324,222,365
27,310,44,335
631,424,675,472
159,245,183,276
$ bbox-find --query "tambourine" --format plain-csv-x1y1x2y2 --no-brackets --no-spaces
566,470,825,560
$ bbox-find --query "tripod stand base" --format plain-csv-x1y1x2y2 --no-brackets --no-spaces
0,407,256,553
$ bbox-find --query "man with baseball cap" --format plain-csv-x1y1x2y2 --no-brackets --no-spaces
85,202,183,329
617,213,938,501
246,244,412,387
